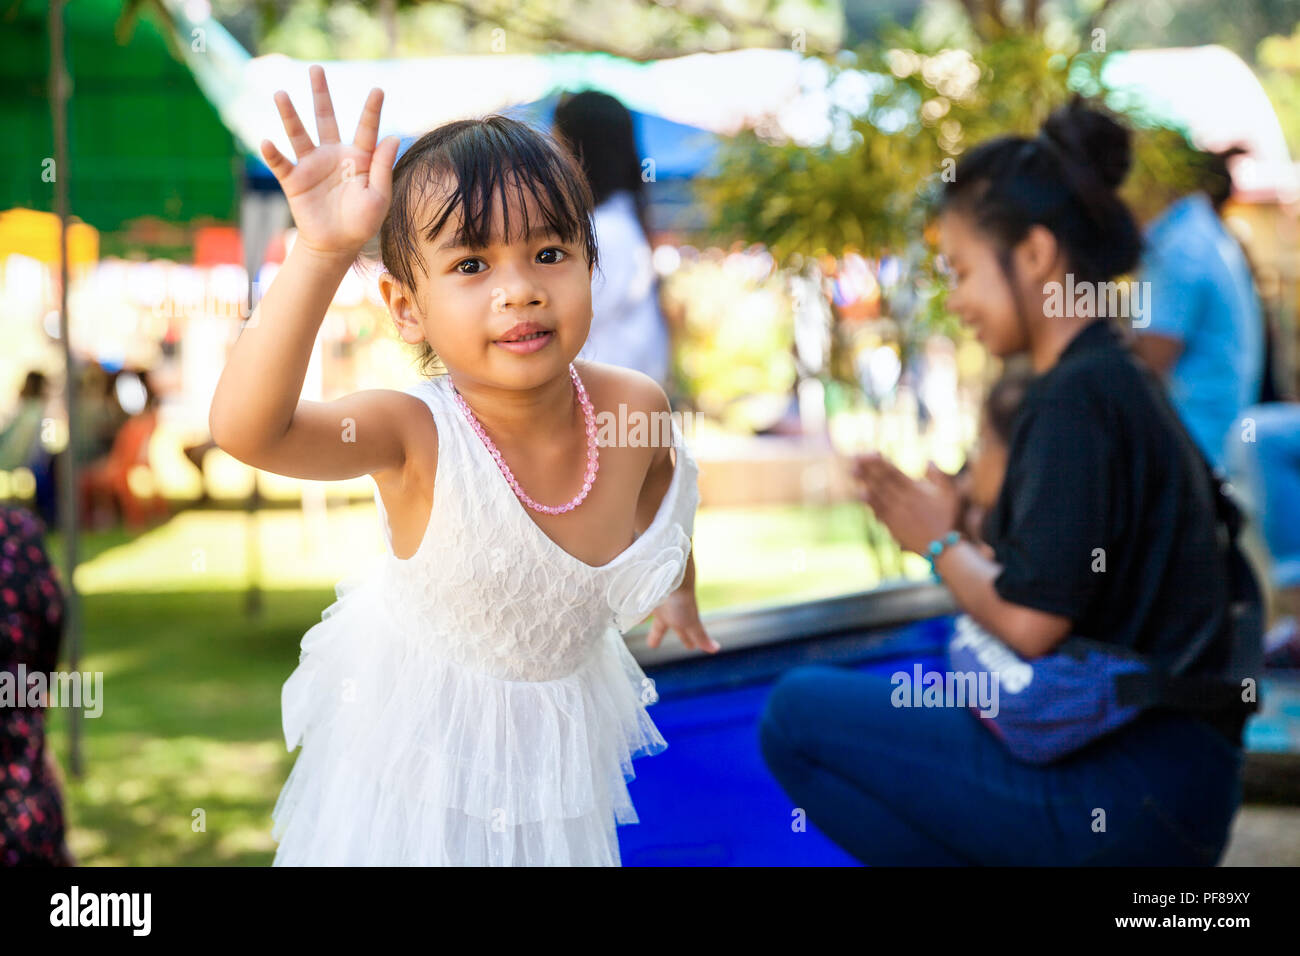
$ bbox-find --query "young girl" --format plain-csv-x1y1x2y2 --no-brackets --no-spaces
760,100,1247,865
209,66,718,866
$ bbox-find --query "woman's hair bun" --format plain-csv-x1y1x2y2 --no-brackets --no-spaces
941,95,1144,282
1041,96,1132,191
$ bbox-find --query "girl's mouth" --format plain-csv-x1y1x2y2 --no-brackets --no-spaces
495,330,554,354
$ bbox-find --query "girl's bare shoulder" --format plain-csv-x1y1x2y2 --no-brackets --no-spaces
574,360,671,419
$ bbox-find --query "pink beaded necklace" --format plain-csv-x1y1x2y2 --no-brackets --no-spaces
450,363,599,516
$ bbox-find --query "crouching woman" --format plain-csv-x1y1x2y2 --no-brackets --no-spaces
758,102,1249,866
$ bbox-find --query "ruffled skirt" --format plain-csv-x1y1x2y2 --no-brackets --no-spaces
270,562,668,866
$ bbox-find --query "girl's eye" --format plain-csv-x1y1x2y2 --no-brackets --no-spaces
455,257,486,275
538,247,566,264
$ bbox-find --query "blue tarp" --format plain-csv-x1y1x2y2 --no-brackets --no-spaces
619,615,954,866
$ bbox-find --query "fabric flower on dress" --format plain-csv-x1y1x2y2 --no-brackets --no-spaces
605,525,690,632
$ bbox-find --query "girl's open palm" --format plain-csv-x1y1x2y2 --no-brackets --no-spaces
260,65,400,257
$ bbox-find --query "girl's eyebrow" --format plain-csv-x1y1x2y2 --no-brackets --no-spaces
435,225,563,255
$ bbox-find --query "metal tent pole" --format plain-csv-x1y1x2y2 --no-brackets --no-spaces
49,0,83,778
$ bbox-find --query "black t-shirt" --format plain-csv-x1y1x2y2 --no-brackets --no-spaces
982,320,1243,743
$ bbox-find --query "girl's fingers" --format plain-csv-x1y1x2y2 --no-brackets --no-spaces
310,64,342,144
677,623,698,651
274,90,315,160
696,626,720,653
369,136,400,201
353,88,384,153
647,617,667,649
260,140,294,182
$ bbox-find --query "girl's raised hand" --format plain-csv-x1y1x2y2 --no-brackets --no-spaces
260,65,400,258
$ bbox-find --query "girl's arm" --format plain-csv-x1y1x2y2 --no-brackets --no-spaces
208,65,405,482
648,534,717,653
616,370,717,653
209,243,413,481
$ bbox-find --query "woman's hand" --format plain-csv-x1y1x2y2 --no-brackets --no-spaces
648,590,720,654
852,452,961,555
260,65,400,259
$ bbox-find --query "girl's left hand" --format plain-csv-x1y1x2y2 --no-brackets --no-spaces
853,453,961,555
649,591,720,654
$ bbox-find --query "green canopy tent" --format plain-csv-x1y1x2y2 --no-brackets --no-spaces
1,0,240,250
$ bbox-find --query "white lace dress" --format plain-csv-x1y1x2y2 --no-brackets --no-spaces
269,373,699,866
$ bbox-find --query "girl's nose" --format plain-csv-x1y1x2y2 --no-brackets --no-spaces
490,260,547,312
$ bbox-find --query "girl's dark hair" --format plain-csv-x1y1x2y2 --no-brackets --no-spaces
939,97,1143,286
551,90,653,241
378,115,599,376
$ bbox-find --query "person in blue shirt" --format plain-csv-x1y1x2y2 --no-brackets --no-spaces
1133,148,1264,472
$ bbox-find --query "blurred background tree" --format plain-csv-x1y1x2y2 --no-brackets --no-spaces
693,4,1211,407
189,0,1300,171
1257,22,1300,158
201,0,845,59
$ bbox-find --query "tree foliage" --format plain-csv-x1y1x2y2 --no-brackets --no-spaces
698,25,1205,262
691,18,1210,405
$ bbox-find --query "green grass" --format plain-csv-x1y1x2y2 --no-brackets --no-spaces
38,503,919,865
43,588,323,865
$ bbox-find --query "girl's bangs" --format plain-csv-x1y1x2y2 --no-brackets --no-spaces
420,152,590,253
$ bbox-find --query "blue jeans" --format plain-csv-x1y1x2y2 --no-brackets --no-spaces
1231,402,1300,589
758,665,1244,865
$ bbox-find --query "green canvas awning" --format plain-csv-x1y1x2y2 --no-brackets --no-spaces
1,0,240,241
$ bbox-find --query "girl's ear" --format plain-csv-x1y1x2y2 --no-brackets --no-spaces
379,272,425,345
1013,224,1062,287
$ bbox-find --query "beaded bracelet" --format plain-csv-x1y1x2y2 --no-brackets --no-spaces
925,531,961,582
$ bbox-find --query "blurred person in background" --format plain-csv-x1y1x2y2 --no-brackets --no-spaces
1234,391,1300,662
1229,271,1300,657
73,363,127,467
552,91,671,388
0,506,73,866
0,372,49,472
79,371,165,531
1132,146,1264,473
1136,146,1300,658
